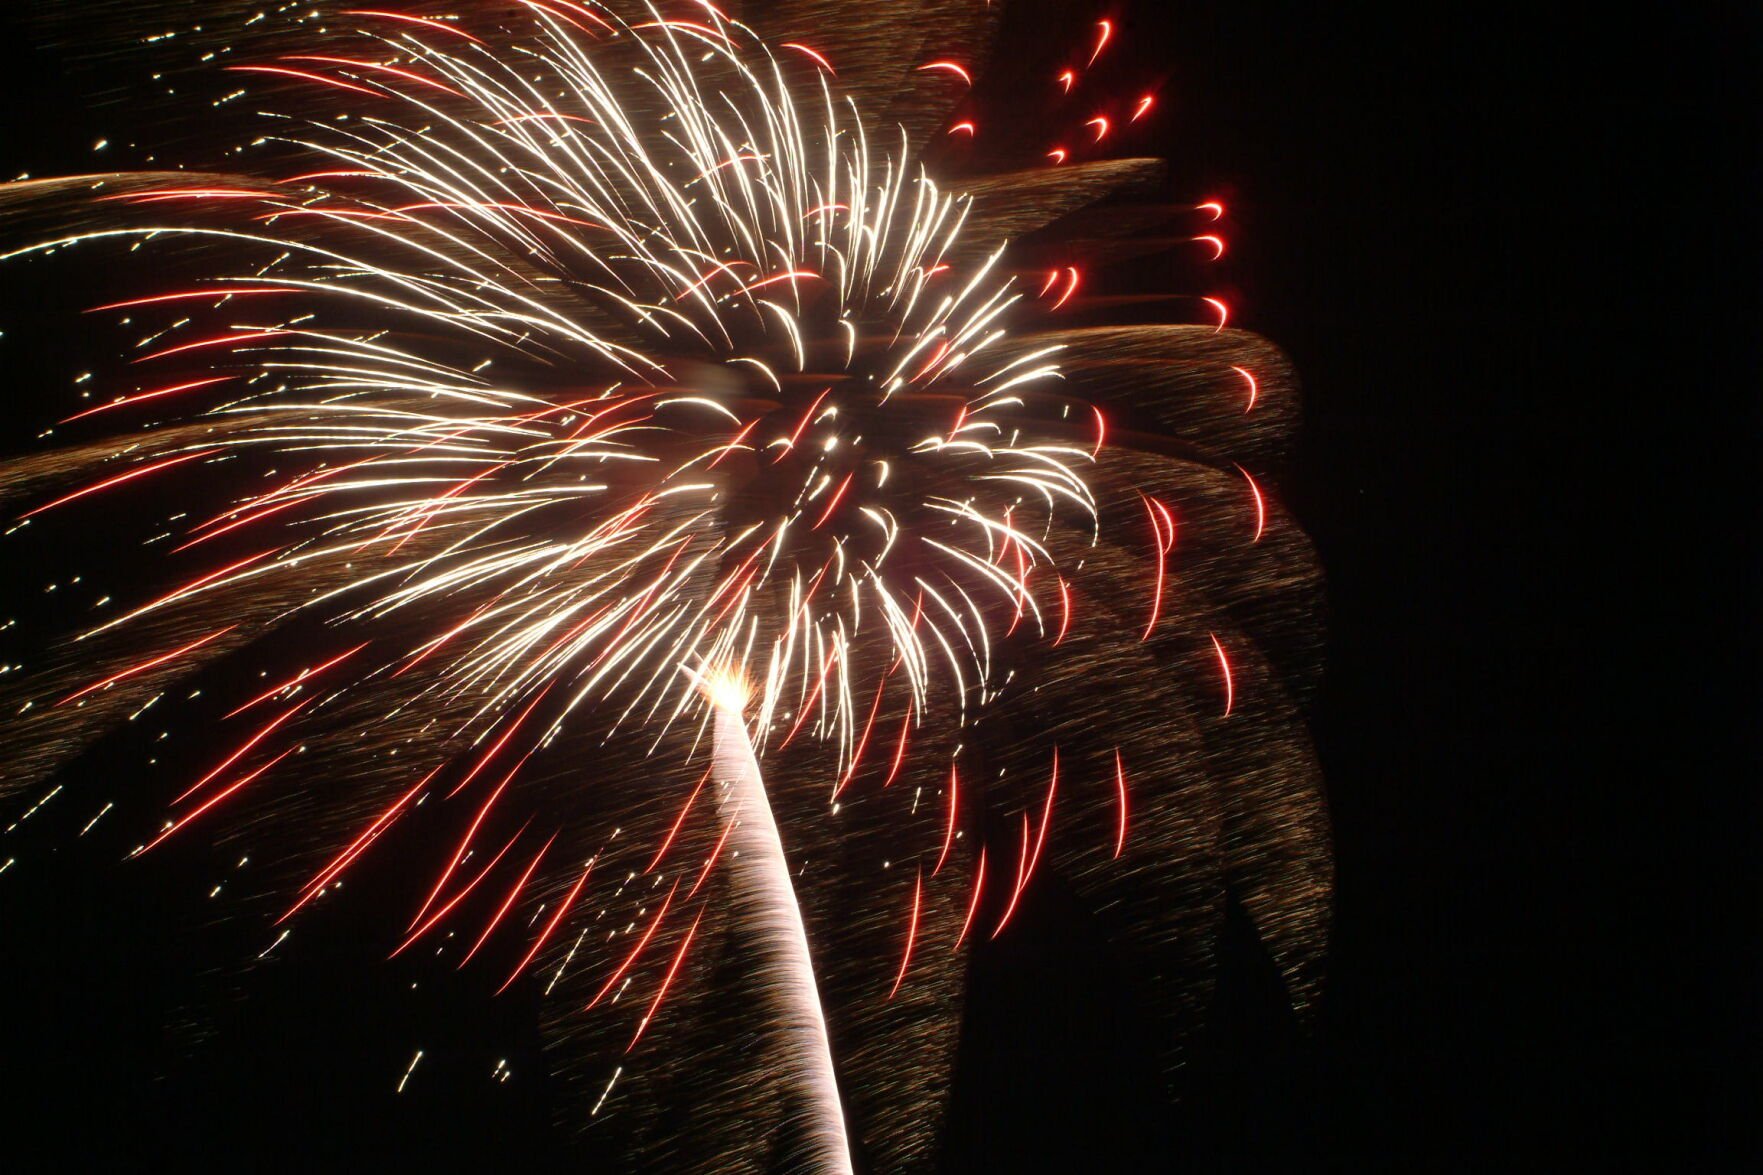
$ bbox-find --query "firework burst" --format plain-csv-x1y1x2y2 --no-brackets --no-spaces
0,2,1330,1168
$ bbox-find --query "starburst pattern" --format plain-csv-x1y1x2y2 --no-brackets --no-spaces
0,3,1330,1169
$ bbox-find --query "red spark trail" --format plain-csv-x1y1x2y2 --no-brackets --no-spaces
1113,750,1129,858
223,643,369,718
60,377,235,424
1231,364,1260,412
141,747,296,853
225,65,382,98
648,765,712,872
1087,19,1114,67
173,699,311,803
688,815,737,898
589,879,682,1009
888,870,922,1000
21,449,219,519
283,771,436,923
916,61,973,87
1141,495,1176,640
341,10,486,43
445,683,556,799
1209,633,1235,716
57,625,237,705
497,859,594,995
779,43,835,74
933,763,959,875
391,829,526,957
1236,464,1267,542
954,846,987,950
281,56,464,97
1051,266,1081,309
460,834,556,967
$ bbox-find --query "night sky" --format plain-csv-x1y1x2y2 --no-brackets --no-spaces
0,2,1754,1167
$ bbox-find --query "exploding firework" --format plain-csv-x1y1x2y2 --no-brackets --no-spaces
0,2,1330,1168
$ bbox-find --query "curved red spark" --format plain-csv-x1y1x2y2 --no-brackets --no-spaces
688,814,736,898
779,42,835,74
391,829,526,957
812,471,854,530
1026,747,1059,881
445,682,555,799
1087,19,1114,67
133,328,288,364
460,833,555,967
284,770,435,924
1209,633,1235,716
947,121,976,136
648,765,712,871
1051,266,1081,310
627,907,704,1050
226,65,382,98
57,624,237,705
1055,576,1073,646
589,878,682,1009
1113,749,1129,858
888,869,922,1000
834,677,889,797
173,698,311,803
86,288,297,312
282,55,463,97
991,815,1031,938
995,750,1059,939
934,763,960,875
1198,200,1225,220
497,859,593,994
1046,147,1068,165
955,846,987,950
1235,463,1267,542
1140,495,1176,640
1091,404,1107,458
881,700,913,787
1194,234,1226,260
916,61,972,86
1231,364,1259,412
520,0,613,36
21,448,219,519
1202,296,1229,332
1057,69,1076,94
411,750,532,929
1086,115,1110,142
730,268,819,297
61,377,236,424
142,747,296,854
1131,94,1155,122
223,642,369,718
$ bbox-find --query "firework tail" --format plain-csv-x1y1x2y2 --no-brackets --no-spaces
712,698,853,1175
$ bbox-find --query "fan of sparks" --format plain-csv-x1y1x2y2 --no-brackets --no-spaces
4,1,1121,989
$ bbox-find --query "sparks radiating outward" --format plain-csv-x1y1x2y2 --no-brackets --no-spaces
0,2,1331,1169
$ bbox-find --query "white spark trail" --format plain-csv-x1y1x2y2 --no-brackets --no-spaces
712,697,853,1175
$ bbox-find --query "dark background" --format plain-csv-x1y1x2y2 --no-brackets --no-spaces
0,1,1755,1168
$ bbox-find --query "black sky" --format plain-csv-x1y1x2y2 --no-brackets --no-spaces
0,2,1755,1168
